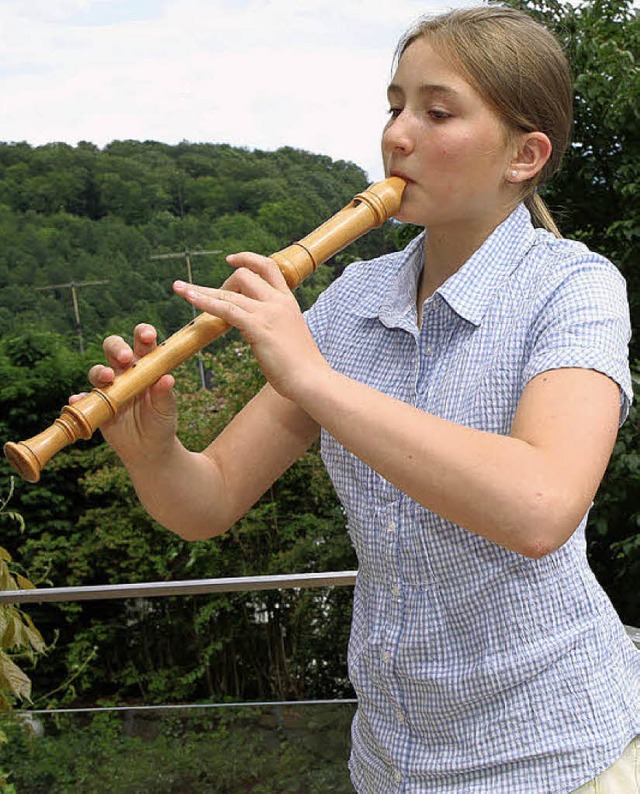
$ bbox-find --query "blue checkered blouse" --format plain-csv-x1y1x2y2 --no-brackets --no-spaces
305,204,640,793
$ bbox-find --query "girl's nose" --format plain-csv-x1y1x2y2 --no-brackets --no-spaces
382,111,416,156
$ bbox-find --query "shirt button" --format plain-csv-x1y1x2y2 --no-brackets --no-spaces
426,345,434,354
382,651,391,663
394,770,402,783
386,520,395,533
396,709,405,724
391,584,401,597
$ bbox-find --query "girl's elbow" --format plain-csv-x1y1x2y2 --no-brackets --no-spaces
171,519,229,542
521,536,557,560
518,493,583,559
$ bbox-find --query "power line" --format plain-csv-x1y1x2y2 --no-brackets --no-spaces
150,249,222,389
35,279,109,353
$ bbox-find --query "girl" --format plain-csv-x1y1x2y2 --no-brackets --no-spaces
81,6,640,792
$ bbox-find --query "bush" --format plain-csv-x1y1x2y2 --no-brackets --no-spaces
2,703,355,793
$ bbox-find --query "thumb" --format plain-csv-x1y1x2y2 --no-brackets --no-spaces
148,374,177,418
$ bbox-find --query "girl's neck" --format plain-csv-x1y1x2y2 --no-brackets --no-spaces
417,211,510,311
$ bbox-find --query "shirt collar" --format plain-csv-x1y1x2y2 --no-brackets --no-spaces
436,203,536,327
356,203,537,329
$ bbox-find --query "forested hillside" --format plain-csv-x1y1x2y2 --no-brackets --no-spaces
0,140,389,346
0,0,638,727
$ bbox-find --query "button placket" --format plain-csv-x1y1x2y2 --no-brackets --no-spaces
417,298,439,406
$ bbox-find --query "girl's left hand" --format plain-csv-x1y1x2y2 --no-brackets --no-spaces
172,252,329,402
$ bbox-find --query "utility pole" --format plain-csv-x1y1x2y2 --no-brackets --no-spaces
150,249,222,389
36,279,109,354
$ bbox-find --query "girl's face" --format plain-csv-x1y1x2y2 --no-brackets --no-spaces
382,37,516,230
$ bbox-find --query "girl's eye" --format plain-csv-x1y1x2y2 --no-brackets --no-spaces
387,107,403,119
429,109,451,121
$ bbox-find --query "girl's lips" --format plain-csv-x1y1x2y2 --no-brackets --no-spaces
390,172,414,184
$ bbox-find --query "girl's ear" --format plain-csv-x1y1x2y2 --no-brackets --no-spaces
507,132,552,183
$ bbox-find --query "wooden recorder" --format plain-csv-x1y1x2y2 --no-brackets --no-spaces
4,177,406,483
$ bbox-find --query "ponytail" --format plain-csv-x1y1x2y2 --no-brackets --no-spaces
525,192,562,239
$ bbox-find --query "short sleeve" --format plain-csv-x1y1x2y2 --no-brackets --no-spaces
522,255,633,425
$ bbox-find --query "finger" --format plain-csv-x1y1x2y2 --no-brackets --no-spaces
200,287,258,319
87,363,116,388
144,374,177,416
222,267,279,302
226,252,289,292
173,281,257,315
103,335,133,372
133,323,158,360
148,374,176,407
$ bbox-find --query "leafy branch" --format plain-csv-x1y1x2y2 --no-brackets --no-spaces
0,479,46,718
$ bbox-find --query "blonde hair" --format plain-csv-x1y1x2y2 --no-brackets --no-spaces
396,5,573,237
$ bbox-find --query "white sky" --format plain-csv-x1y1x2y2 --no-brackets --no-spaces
0,0,482,183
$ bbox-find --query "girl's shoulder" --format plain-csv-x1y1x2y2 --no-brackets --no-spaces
530,228,623,280
517,229,628,312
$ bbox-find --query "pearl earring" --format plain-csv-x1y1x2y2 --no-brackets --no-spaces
510,170,518,179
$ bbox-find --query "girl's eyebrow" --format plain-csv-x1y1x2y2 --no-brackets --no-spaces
387,82,461,100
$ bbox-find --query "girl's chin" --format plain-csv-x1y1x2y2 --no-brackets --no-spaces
394,205,428,227
392,187,430,226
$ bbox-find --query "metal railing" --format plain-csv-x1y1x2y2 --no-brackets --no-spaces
2,569,638,648
626,624,640,648
5,570,360,719
0,569,638,721
0,570,358,605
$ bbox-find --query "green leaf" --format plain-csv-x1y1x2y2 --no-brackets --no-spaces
0,652,32,701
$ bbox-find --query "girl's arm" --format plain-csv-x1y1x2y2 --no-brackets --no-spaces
132,383,320,541
80,325,319,541
292,364,619,558
178,253,620,557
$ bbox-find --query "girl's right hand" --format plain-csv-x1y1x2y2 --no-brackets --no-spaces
69,323,178,466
